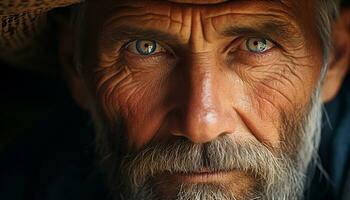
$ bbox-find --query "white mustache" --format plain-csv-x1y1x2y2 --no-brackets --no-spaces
120,135,289,188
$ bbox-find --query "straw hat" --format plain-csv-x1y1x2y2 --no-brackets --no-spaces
0,0,80,72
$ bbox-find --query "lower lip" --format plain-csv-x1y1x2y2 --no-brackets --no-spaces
174,171,232,183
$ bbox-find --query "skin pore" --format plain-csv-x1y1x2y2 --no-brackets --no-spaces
68,0,329,199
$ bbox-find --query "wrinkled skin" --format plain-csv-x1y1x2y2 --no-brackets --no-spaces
82,0,322,146
68,0,331,199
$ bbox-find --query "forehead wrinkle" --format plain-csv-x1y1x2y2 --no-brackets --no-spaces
103,13,184,29
100,0,305,51
105,0,295,21
164,0,229,5
102,11,188,38
155,0,301,39
163,0,289,6
189,8,215,52
201,0,296,19
102,2,195,44
201,2,303,43
110,0,290,11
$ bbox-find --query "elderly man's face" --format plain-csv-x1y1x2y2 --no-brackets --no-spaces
77,0,325,199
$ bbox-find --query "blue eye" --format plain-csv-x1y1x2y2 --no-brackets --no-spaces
245,38,273,53
135,40,157,55
126,40,166,56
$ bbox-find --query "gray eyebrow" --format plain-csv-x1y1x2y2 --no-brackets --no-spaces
103,26,181,43
222,19,304,46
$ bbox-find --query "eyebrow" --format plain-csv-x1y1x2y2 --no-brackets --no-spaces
100,18,304,51
104,27,181,43
222,19,303,46
100,26,184,51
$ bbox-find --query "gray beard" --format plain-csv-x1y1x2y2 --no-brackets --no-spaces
93,86,323,200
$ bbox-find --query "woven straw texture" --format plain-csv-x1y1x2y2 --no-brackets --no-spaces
0,0,80,72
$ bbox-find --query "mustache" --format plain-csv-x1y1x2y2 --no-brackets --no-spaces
120,135,291,188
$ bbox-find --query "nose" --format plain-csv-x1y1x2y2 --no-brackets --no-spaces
171,54,233,143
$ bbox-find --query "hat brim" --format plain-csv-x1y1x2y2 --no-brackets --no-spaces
1,0,81,72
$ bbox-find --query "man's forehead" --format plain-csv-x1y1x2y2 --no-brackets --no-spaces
102,0,299,11
165,0,290,5
103,0,299,13
166,0,229,4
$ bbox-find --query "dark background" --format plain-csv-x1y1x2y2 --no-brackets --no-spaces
0,62,62,152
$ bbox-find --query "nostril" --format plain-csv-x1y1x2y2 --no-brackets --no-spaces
171,130,184,137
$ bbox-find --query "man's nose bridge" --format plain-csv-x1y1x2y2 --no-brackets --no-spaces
186,57,218,117
177,54,229,143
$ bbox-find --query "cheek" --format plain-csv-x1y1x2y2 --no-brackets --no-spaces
249,61,307,113
93,55,173,150
229,55,320,147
